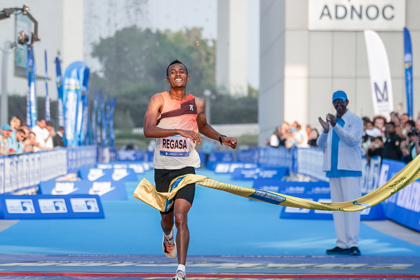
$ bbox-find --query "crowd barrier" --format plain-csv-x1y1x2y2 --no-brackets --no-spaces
0,146,97,195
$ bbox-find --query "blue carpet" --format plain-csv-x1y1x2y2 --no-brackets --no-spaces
0,169,419,256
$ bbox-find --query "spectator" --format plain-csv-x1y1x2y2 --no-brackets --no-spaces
23,132,36,153
27,131,51,152
365,121,374,130
31,119,47,152
269,128,280,147
382,122,402,161
403,120,416,138
363,127,382,152
44,121,55,149
278,122,290,146
400,113,411,134
306,125,311,139
416,119,420,131
401,127,420,164
362,117,371,130
9,116,21,143
373,115,386,136
367,136,384,161
294,124,308,148
9,129,26,154
390,113,403,138
308,128,319,147
53,126,65,147
0,124,13,155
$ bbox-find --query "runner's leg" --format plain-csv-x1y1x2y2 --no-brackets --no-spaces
174,198,192,265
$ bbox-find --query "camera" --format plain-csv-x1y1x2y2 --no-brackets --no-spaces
407,127,419,137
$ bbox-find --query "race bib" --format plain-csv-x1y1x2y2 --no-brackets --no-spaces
160,136,191,157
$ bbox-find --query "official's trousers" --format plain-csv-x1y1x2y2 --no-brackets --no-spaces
329,176,362,248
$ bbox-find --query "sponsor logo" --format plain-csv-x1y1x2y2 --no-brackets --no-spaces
129,164,144,173
87,169,105,181
249,190,286,204
5,199,35,214
396,182,420,213
70,198,100,212
97,164,113,169
39,199,67,213
112,169,129,181
52,182,78,195
89,182,116,196
352,200,371,209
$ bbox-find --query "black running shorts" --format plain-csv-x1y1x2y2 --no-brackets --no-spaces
154,167,196,214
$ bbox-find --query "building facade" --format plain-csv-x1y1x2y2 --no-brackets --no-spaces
259,0,420,145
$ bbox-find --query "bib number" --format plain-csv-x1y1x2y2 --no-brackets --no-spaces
160,137,190,157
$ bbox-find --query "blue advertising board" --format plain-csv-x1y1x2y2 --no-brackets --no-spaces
96,163,145,174
0,194,104,219
214,163,259,174
232,167,288,180
206,152,234,170
40,180,127,200
380,159,420,232
116,150,145,161
78,167,138,182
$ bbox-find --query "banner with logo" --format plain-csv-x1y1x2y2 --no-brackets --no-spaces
26,45,37,128
80,89,90,145
0,194,104,219
365,30,394,120
76,66,90,146
134,153,420,213
44,50,51,122
62,62,89,147
92,91,98,145
109,97,116,148
78,167,138,182
40,180,127,200
55,57,64,127
101,94,108,147
404,27,414,118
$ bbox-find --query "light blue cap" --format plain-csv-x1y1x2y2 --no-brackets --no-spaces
332,90,347,102
1,124,11,131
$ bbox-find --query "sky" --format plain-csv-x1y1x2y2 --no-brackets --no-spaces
84,0,260,89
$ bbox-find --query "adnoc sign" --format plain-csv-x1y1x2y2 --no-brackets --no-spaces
308,0,406,31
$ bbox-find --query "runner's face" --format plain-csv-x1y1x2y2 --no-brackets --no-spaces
166,64,189,88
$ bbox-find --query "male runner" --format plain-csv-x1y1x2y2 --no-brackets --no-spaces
143,60,237,280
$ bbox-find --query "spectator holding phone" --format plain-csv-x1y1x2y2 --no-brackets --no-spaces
401,127,420,163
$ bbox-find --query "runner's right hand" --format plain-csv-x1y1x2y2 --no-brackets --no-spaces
178,130,202,144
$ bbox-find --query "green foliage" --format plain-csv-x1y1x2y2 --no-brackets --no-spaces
89,26,258,128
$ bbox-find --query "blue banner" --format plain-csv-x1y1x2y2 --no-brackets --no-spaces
96,92,102,146
55,57,64,127
80,89,90,145
404,27,413,118
78,167,138,182
92,91,98,145
26,45,37,128
101,94,108,147
231,167,288,180
40,180,127,200
0,194,104,219
76,66,90,146
109,97,116,148
380,159,420,232
63,62,89,147
44,50,51,121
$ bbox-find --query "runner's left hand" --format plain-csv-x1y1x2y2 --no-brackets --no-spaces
222,137,237,149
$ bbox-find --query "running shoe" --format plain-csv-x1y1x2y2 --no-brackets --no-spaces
171,269,186,280
162,226,177,259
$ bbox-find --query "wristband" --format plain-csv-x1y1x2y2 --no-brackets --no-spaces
219,134,227,145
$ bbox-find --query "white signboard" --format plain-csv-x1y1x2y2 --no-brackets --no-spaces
308,0,406,31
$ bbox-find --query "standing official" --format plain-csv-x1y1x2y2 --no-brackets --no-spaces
317,90,363,256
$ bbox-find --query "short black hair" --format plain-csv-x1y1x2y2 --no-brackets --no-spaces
58,126,64,131
166,60,188,77
386,122,396,127
46,121,53,126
